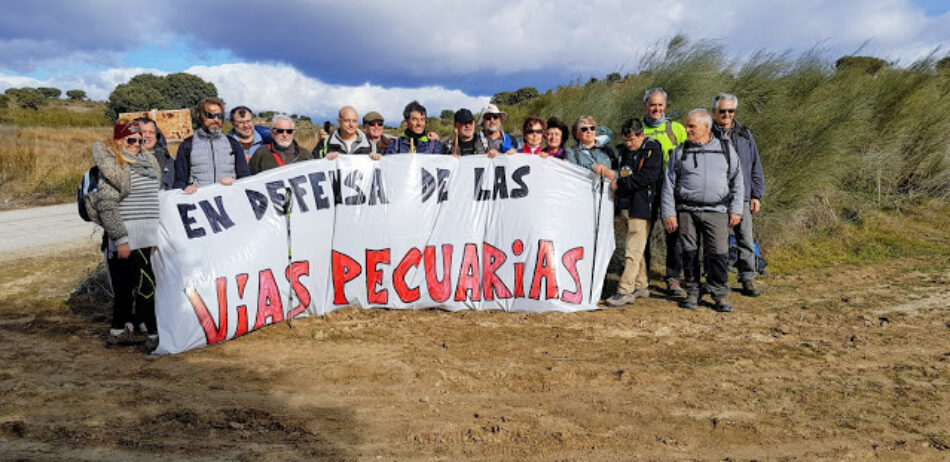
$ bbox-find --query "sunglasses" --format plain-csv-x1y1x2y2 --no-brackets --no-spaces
204,112,225,120
525,129,544,134
579,125,596,133
718,109,736,114
483,114,500,121
125,137,143,146
273,128,294,135
366,121,384,127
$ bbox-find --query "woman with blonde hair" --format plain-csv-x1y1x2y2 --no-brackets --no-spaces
565,115,616,181
88,118,162,348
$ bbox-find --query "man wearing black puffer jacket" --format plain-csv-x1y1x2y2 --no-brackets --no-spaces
606,118,664,307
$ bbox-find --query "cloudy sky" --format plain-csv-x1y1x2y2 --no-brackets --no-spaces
1,0,948,122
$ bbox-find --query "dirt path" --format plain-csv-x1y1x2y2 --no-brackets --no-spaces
0,247,948,461
0,203,101,263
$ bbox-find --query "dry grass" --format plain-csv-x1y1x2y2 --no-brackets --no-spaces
0,125,108,208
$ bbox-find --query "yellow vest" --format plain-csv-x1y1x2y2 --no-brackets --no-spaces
642,120,687,166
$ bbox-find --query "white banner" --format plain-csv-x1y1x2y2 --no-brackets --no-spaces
153,155,615,354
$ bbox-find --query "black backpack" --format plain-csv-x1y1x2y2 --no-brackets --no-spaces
77,166,101,222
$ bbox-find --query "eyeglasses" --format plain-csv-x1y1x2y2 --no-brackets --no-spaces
125,137,143,146
483,114,500,121
233,120,254,126
525,129,544,134
579,126,596,133
366,121,384,127
205,112,225,120
273,128,294,135
718,109,735,114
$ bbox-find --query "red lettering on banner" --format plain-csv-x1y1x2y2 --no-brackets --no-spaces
286,261,311,319
512,240,525,297
332,250,362,305
366,249,390,304
234,273,249,336
560,247,584,304
455,243,481,301
529,240,558,300
254,269,284,329
482,242,512,300
186,278,229,345
393,247,422,303
424,245,453,302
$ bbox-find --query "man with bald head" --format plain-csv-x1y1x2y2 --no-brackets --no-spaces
319,106,380,160
661,109,744,312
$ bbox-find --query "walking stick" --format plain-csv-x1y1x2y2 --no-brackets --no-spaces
283,186,295,328
589,177,605,303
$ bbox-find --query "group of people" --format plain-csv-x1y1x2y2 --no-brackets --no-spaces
88,86,765,347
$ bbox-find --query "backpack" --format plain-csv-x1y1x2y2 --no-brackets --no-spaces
77,166,101,222
673,138,735,207
728,235,769,275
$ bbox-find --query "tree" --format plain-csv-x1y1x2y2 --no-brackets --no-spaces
491,86,540,106
13,88,47,110
440,109,454,122
606,72,622,82
66,89,87,101
37,87,61,98
106,72,218,121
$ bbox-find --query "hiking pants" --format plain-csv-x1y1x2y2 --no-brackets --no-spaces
107,248,157,334
645,216,684,280
617,210,650,295
734,201,757,283
678,210,730,300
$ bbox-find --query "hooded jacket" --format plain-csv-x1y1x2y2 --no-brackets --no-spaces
173,128,250,189
661,137,744,218
249,140,312,174
385,131,443,154
323,128,373,154
615,138,663,219
88,141,160,246
712,120,765,201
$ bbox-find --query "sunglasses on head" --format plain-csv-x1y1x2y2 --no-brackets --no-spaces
525,129,544,134
718,108,735,114
366,121,384,127
273,128,294,135
204,112,225,120
579,125,596,133
483,114,500,121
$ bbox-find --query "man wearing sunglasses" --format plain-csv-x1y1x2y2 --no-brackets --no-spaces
443,108,487,156
174,97,249,193
363,111,392,154
479,103,519,157
320,106,379,160
711,93,765,297
248,114,312,174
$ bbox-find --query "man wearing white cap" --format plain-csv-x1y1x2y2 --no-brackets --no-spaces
479,103,519,157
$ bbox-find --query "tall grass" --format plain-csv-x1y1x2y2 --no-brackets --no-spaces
0,100,110,127
497,36,950,249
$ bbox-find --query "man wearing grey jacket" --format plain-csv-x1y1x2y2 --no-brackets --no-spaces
712,93,765,297
662,109,744,312
173,97,249,193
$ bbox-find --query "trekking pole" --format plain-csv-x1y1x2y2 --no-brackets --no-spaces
283,186,295,328
588,177,605,303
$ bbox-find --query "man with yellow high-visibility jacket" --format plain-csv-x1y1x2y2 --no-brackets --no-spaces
641,88,688,298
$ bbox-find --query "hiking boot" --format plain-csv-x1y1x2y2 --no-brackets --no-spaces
679,293,698,309
145,334,159,352
667,278,685,298
633,288,650,299
137,322,148,334
606,292,638,307
713,296,733,313
740,280,761,297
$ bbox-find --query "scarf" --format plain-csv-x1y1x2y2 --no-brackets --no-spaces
123,149,158,180
644,116,666,128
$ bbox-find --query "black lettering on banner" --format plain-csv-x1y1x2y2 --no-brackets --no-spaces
266,180,288,214
492,165,509,200
473,167,491,201
307,172,331,210
343,170,366,205
510,165,530,198
287,175,310,213
421,168,435,202
198,195,235,234
245,189,269,220
329,169,344,205
177,203,205,238
367,168,389,205
437,168,450,203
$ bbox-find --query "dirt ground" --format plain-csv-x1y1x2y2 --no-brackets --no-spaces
0,246,948,461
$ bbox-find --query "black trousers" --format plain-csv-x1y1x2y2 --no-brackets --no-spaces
646,197,684,279
107,248,157,334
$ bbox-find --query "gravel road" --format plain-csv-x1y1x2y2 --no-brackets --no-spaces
0,203,102,262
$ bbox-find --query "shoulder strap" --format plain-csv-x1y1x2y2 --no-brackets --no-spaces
268,144,285,167
665,121,678,147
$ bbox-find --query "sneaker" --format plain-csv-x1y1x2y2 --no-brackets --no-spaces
145,334,159,351
713,296,733,313
606,292,638,307
740,281,761,297
137,322,148,334
679,293,698,309
633,288,650,299
667,278,685,297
